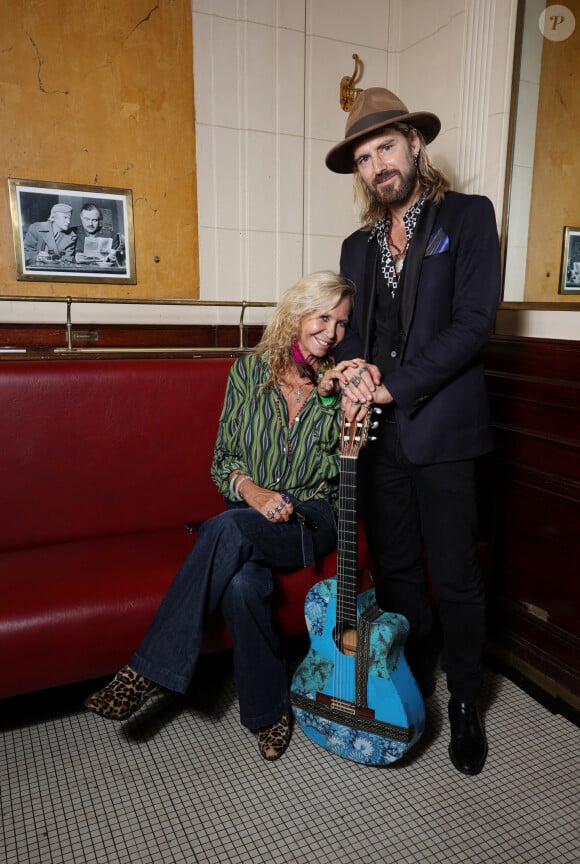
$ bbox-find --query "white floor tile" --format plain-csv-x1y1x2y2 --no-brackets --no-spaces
1,655,579,864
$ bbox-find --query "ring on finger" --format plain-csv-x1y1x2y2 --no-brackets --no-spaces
275,504,284,513
350,374,361,387
267,509,275,519
358,366,368,374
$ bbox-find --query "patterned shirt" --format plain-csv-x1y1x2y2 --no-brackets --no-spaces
211,353,343,512
370,197,426,297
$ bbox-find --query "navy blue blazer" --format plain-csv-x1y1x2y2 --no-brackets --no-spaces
335,191,500,464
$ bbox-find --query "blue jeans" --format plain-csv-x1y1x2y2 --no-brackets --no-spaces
131,499,337,729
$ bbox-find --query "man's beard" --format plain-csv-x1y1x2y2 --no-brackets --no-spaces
368,153,418,209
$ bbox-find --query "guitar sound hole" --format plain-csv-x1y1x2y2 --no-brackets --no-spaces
334,624,358,656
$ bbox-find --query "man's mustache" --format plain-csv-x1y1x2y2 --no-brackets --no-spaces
373,169,400,187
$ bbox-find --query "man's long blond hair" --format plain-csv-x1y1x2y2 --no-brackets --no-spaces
255,270,355,388
354,123,450,229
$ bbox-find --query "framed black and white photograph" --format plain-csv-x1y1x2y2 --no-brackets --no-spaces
8,178,136,284
560,226,580,295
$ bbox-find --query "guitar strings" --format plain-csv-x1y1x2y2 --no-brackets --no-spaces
335,418,361,706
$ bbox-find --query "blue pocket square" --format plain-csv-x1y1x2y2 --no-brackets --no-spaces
425,228,449,256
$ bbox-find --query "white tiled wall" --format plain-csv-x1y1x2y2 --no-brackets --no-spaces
193,0,518,315
192,2,308,318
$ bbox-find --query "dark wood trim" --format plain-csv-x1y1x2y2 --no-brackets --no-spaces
0,322,266,357
483,335,580,709
483,333,580,379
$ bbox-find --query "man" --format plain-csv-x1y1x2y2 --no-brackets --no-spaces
74,203,123,265
327,87,500,775
23,203,76,265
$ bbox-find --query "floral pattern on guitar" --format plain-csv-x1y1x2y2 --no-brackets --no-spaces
291,579,425,766
292,702,408,764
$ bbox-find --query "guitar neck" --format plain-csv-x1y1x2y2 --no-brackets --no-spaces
336,453,359,629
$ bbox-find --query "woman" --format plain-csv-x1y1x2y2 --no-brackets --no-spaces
85,271,363,761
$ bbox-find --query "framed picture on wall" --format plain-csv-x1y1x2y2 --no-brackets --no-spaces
559,226,580,295
8,178,136,284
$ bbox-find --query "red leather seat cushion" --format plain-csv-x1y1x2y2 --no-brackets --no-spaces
0,527,342,698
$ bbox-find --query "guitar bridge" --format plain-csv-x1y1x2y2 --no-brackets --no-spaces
316,692,375,719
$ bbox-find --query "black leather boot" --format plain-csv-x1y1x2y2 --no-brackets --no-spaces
448,698,488,775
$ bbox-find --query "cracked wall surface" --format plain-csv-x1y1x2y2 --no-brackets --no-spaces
524,0,579,303
0,0,199,299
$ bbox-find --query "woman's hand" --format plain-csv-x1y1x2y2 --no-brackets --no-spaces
233,475,295,522
340,360,382,402
317,359,371,399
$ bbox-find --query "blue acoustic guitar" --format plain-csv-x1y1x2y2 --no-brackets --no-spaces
291,411,425,765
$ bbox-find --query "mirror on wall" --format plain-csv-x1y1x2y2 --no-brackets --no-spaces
501,0,579,306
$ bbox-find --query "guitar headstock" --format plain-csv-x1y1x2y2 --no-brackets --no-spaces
340,409,375,458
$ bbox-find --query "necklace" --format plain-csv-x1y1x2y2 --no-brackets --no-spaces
292,385,305,403
282,376,313,404
387,219,408,277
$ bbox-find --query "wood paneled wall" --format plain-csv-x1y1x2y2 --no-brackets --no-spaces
483,336,580,709
0,322,264,354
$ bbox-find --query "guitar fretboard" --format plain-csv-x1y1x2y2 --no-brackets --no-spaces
336,453,359,629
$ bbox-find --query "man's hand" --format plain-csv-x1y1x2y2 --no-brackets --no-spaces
341,362,393,419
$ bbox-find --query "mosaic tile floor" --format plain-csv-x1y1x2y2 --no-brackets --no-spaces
1,654,579,864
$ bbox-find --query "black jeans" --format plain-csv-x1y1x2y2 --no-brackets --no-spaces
359,420,485,703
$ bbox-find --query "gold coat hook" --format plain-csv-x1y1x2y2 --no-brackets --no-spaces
340,54,363,111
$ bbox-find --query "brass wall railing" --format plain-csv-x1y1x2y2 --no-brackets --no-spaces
0,295,277,354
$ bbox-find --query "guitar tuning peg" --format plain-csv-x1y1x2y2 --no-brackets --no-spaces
372,406,382,415
371,422,379,430
369,434,377,441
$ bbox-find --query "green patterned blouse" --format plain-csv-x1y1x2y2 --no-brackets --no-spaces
211,353,342,512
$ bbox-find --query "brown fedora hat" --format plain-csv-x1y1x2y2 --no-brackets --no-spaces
326,87,441,174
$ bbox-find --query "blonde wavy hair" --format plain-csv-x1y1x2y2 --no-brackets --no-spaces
255,270,355,388
354,123,450,229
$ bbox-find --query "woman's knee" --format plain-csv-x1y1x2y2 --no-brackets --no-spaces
199,509,240,536
225,566,274,607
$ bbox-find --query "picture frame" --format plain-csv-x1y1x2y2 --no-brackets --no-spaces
559,226,580,295
8,178,136,284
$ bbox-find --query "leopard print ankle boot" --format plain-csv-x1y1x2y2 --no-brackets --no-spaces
255,711,291,761
84,666,160,721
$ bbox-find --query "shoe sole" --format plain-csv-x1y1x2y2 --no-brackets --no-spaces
84,685,160,721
